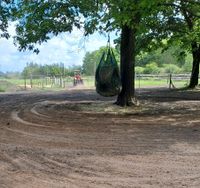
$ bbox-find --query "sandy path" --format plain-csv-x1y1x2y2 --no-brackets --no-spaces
0,88,200,188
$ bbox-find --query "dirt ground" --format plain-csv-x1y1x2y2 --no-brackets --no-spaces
1,87,200,188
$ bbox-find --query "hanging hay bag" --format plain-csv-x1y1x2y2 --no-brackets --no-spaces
95,49,121,97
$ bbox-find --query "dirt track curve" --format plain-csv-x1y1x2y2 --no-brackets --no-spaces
1,88,200,188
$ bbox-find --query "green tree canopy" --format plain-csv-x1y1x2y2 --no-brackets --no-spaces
12,0,162,52
0,0,12,38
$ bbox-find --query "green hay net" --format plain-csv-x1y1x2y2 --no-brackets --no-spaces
95,48,121,97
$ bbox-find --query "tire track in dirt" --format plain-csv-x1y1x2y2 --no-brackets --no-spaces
1,89,200,187
11,110,50,128
30,105,50,118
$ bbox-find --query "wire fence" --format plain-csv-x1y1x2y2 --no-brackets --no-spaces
23,75,71,89
1,75,95,91
22,75,94,89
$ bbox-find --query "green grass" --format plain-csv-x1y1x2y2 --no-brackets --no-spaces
135,79,189,88
0,79,22,92
5,78,23,85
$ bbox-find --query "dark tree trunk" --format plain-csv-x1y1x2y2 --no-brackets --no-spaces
188,43,200,88
115,25,137,106
179,3,200,88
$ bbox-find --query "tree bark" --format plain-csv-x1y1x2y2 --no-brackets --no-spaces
188,43,200,88
115,25,137,106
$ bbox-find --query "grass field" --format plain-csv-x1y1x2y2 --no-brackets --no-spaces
83,76,190,89
135,79,189,88
0,80,22,92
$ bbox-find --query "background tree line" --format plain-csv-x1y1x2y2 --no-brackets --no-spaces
22,62,81,78
82,45,192,75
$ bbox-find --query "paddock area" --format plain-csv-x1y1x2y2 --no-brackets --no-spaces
0,88,200,188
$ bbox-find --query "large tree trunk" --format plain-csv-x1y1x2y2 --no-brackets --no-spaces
115,25,137,106
188,43,200,88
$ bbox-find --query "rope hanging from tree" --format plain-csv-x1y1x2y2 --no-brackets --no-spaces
95,35,121,97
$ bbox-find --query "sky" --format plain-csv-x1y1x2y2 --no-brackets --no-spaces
0,23,117,73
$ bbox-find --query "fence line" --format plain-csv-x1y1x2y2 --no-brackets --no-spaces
23,73,192,89
0,73,194,92
23,75,74,90
135,73,192,89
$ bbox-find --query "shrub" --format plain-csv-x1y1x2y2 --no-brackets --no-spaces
143,62,160,74
182,61,191,73
163,64,181,74
135,66,145,74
